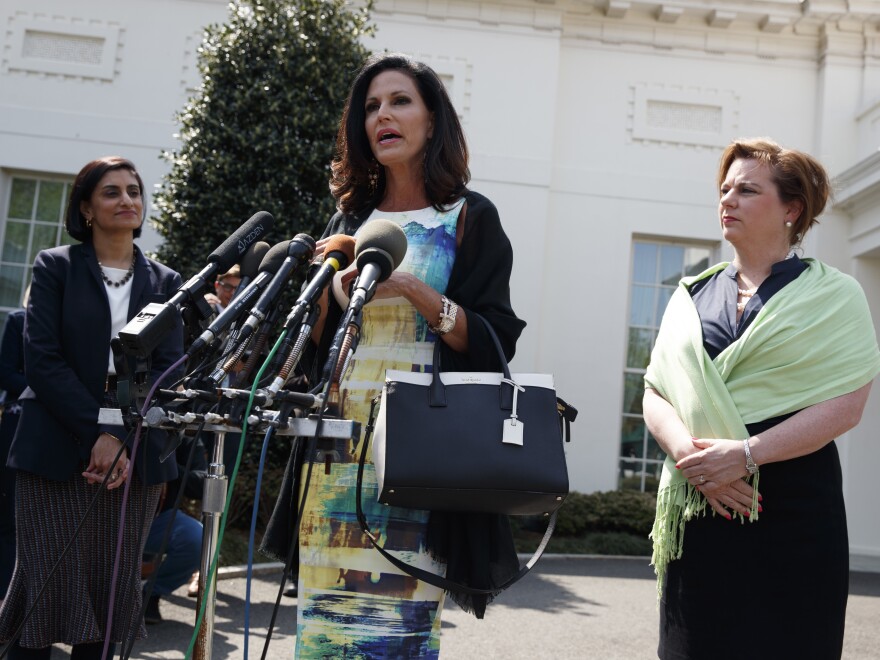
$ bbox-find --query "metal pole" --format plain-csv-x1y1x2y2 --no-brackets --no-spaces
193,431,229,660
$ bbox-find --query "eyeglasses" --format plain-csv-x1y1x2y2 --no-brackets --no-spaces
217,281,238,292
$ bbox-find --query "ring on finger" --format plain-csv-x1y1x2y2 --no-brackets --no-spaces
699,474,705,484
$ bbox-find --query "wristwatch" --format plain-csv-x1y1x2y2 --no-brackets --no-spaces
743,439,759,475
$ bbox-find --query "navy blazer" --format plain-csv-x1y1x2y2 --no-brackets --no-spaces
8,242,184,485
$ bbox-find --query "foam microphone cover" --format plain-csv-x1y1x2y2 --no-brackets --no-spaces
354,219,408,282
289,233,317,260
323,234,356,269
239,241,270,279
259,240,294,274
209,210,274,272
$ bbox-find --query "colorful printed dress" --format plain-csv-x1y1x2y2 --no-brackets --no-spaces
295,199,464,658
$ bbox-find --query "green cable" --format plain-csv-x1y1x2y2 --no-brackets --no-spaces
186,329,288,658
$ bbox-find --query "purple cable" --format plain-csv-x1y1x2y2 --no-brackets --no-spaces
102,354,188,660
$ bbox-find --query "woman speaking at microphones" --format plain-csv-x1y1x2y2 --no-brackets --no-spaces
0,157,183,658
264,52,526,658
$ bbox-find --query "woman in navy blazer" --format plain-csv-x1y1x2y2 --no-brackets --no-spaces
0,157,183,658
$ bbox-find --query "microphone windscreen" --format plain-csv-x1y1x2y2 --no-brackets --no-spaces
239,241,270,279
354,219,407,270
209,211,274,272
289,233,317,259
323,234,356,269
259,240,293,274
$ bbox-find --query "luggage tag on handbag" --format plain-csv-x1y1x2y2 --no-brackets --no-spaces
501,378,526,446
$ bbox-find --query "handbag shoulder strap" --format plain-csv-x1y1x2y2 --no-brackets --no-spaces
356,396,556,596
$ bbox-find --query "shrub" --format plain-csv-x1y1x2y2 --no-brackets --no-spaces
153,0,375,284
523,489,657,538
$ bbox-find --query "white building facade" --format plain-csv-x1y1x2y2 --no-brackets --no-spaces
1,0,879,567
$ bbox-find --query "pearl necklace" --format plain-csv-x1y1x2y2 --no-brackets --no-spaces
736,286,757,311
98,252,136,288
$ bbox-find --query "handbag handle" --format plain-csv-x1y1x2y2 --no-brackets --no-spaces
429,312,512,407
355,395,558,596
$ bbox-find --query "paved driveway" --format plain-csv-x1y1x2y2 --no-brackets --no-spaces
51,557,880,659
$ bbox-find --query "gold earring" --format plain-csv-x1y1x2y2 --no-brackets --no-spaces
368,162,379,195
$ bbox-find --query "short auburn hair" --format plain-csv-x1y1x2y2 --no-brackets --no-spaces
717,138,830,245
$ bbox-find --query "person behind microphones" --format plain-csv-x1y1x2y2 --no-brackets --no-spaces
0,157,184,658
264,52,526,657
204,263,241,313
0,287,27,604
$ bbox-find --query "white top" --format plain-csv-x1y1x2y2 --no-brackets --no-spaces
103,266,133,374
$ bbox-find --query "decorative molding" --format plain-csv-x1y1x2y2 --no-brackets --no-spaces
5,16,120,80
606,1,631,20
656,6,684,25
708,10,737,28
760,15,790,33
835,150,880,216
375,0,566,30
630,84,738,148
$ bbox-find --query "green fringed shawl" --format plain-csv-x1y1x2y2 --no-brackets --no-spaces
646,259,880,596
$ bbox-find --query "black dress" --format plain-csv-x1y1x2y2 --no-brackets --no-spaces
659,259,848,660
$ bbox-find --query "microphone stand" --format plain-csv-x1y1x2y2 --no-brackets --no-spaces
100,394,358,660
193,425,228,660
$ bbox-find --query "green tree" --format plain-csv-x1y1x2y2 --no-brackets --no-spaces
153,0,374,279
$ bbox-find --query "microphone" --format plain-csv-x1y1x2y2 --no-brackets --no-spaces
348,219,408,315
116,211,274,357
233,240,270,294
322,220,407,388
207,235,315,385
235,234,315,341
282,234,356,332
185,240,287,360
264,304,321,398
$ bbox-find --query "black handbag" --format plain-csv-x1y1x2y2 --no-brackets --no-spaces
356,314,577,594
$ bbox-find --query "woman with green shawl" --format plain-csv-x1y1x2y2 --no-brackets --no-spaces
645,138,880,660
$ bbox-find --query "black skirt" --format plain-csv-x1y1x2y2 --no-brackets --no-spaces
659,441,848,660
0,470,160,648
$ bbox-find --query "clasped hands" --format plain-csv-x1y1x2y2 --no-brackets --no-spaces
675,438,762,520
82,432,130,490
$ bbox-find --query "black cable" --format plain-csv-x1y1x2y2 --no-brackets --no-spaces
121,417,209,660
114,427,153,659
259,375,335,660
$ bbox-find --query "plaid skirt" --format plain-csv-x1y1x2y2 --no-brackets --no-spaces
0,469,160,648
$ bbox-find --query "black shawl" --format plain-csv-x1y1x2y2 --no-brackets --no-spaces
261,190,526,617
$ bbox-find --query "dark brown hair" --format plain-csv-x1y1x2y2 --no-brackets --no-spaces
717,138,830,245
330,53,470,214
65,156,146,242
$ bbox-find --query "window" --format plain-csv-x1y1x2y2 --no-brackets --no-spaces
619,240,713,492
0,175,73,328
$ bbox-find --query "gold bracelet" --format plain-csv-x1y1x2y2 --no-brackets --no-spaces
102,432,123,445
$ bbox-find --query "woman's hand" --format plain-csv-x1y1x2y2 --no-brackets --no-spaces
676,438,748,488
676,438,760,518
336,267,469,352
83,433,129,490
698,479,761,520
